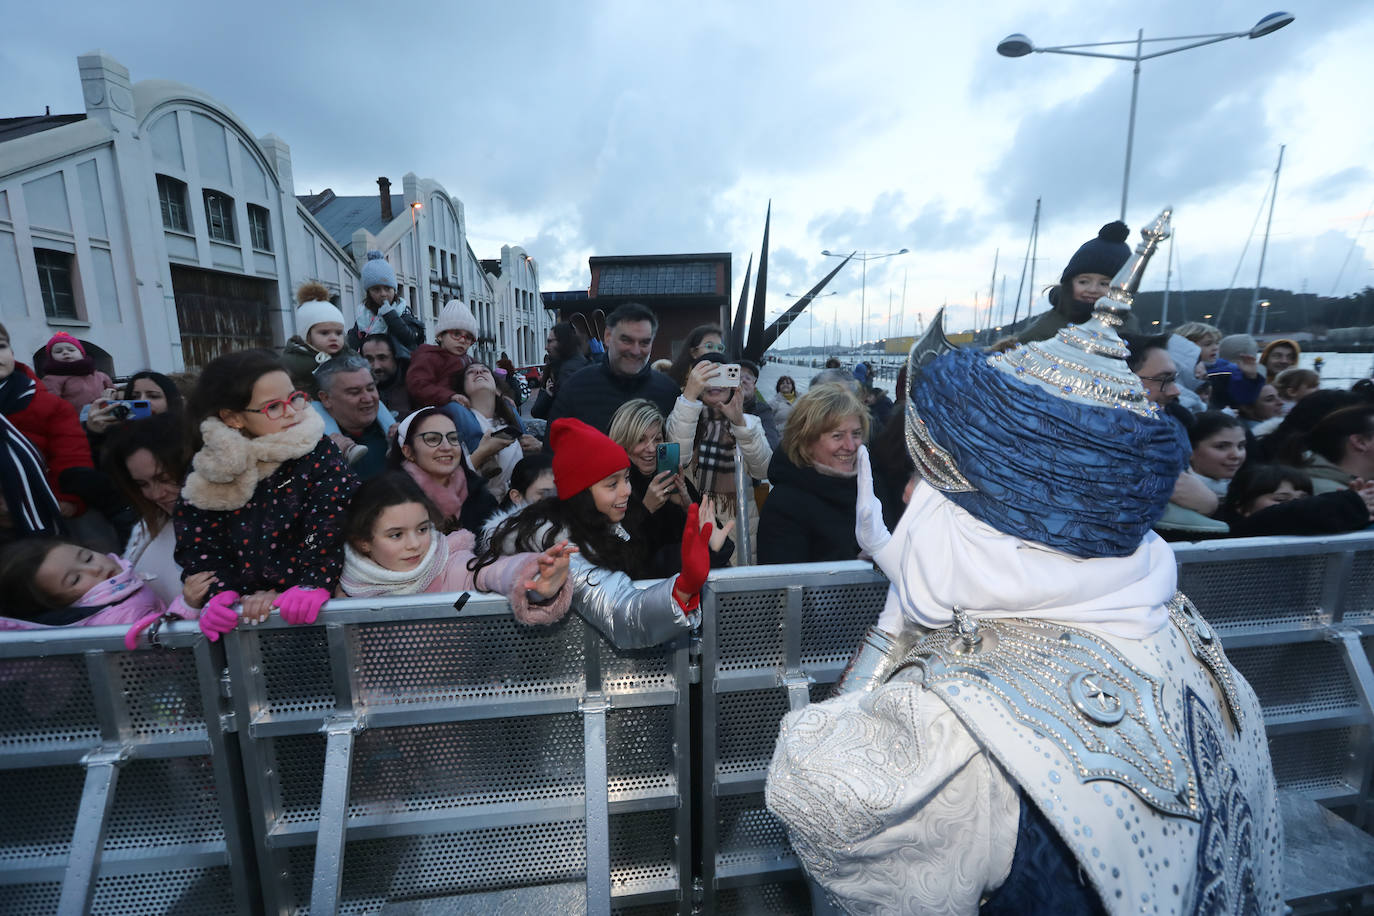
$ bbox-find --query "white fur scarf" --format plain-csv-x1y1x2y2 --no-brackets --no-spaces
339,529,452,597
182,410,326,511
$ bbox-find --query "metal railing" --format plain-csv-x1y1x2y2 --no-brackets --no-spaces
2,530,1373,914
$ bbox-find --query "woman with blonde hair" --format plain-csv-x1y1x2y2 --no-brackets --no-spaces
757,382,870,564
610,398,734,575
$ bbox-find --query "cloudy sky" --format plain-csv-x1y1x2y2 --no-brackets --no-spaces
5,0,1371,345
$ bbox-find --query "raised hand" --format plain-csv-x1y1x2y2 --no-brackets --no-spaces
855,446,892,558
527,541,578,599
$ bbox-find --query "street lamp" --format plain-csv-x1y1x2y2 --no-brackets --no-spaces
1258,299,1271,334
996,12,1294,220
409,201,423,315
820,249,909,355
786,291,838,356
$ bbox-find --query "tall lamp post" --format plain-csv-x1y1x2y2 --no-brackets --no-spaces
786,291,838,358
821,249,909,356
996,12,1294,220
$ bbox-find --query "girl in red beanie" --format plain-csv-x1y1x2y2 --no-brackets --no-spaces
40,332,114,412
474,417,729,648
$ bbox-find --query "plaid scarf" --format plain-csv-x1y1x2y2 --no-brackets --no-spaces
694,407,736,497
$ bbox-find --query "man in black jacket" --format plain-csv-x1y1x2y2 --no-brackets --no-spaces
545,302,678,438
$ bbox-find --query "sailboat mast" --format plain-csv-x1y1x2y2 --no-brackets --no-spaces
1247,144,1285,335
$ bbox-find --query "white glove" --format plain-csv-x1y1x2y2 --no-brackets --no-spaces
855,445,893,560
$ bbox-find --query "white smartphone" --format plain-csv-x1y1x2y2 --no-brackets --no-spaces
716,363,742,387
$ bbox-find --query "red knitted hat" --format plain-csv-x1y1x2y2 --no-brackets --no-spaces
46,331,86,358
550,418,629,500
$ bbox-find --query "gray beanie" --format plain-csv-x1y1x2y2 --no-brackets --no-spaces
360,250,397,291
1217,334,1258,363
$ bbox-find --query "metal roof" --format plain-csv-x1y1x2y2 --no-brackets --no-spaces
298,192,405,246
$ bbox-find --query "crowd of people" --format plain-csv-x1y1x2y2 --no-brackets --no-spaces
0,228,1371,650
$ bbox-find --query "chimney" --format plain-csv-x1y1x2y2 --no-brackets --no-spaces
378,177,393,221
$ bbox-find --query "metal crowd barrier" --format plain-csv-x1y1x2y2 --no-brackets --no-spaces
222,591,692,916
0,623,255,915
3,530,1374,914
695,531,1374,914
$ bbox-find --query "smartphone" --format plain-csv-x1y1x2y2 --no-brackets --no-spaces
716,363,742,388
109,399,152,420
655,442,680,477
492,426,520,440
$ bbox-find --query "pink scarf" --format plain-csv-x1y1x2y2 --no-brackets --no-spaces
403,460,468,523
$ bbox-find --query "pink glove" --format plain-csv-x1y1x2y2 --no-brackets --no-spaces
199,591,241,642
275,586,330,626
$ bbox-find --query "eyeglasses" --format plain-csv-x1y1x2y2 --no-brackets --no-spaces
700,341,726,352
448,331,476,343
1138,372,1178,387
416,431,462,448
242,391,309,420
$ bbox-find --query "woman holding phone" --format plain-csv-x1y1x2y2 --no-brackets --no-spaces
667,353,772,564
609,399,735,575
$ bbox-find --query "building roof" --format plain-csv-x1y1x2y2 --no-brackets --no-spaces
589,253,730,299
297,190,405,246
0,113,86,144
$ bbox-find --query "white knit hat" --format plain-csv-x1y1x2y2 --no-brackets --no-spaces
436,299,480,337
294,282,345,336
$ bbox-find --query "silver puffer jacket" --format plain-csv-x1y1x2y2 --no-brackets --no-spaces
535,522,697,649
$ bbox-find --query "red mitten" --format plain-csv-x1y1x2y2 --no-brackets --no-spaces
275,586,330,626
198,591,241,642
676,504,713,598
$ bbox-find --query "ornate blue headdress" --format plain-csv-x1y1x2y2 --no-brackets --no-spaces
905,209,1189,559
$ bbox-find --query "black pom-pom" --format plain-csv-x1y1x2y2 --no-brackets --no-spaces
1098,221,1130,244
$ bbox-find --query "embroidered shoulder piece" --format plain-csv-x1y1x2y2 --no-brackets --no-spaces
1168,593,1245,732
894,614,1202,820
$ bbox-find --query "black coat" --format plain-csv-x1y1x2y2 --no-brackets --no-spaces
1220,488,1370,538
544,361,679,438
757,451,860,565
622,466,733,577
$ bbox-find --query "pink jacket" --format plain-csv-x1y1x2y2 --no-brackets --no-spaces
41,370,114,411
429,531,570,625
0,554,194,632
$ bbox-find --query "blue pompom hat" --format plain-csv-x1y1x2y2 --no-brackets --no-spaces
360,250,398,291
906,209,1189,559
1060,220,1131,283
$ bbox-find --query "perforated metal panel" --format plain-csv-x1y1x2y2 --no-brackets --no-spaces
254,625,335,716
90,866,236,915
1269,728,1362,796
716,689,789,778
0,656,99,750
114,651,208,739
0,881,61,916
0,765,84,862
716,880,813,915
715,588,788,673
800,579,889,669
353,616,586,707
715,793,791,868
1179,554,1329,630
1225,642,1360,719
1343,550,1374,623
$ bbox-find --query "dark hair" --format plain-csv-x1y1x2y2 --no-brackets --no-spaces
1188,411,1244,448
184,349,287,453
388,406,454,469
738,358,760,380
344,472,442,549
547,322,580,363
1273,390,1362,466
775,375,795,393
0,538,68,619
1224,463,1312,517
359,335,396,357
667,324,723,387
474,487,647,578
122,371,183,415
102,413,188,532
605,302,658,335
1122,334,1171,373
452,362,522,429
1305,405,1374,464
504,453,554,508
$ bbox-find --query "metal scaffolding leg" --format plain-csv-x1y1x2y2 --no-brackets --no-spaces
582,691,611,915
58,745,129,915
310,716,361,916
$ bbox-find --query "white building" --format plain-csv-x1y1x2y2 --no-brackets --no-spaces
0,51,553,373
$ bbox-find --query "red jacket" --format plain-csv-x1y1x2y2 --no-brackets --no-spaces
8,364,94,509
406,344,473,408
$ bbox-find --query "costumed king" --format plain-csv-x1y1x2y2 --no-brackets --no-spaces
764,209,1282,915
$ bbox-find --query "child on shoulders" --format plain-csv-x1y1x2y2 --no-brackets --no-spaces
40,332,114,412
282,282,354,395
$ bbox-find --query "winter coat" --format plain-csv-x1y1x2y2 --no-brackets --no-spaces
544,361,679,437
1220,488,1370,538
1018,288,1138,344
41,369,114,411
7,363,94,510
621,465,734,578
1300,453,1356,495
174,418,360,599
348,299,423,360
745,394,781,452
531,353,591,420
769,392,798,431
665,396,773,484
0,553,193,632
1204,357,1265,410
281,337,358,395
757,450,860,565
406,344,475,408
